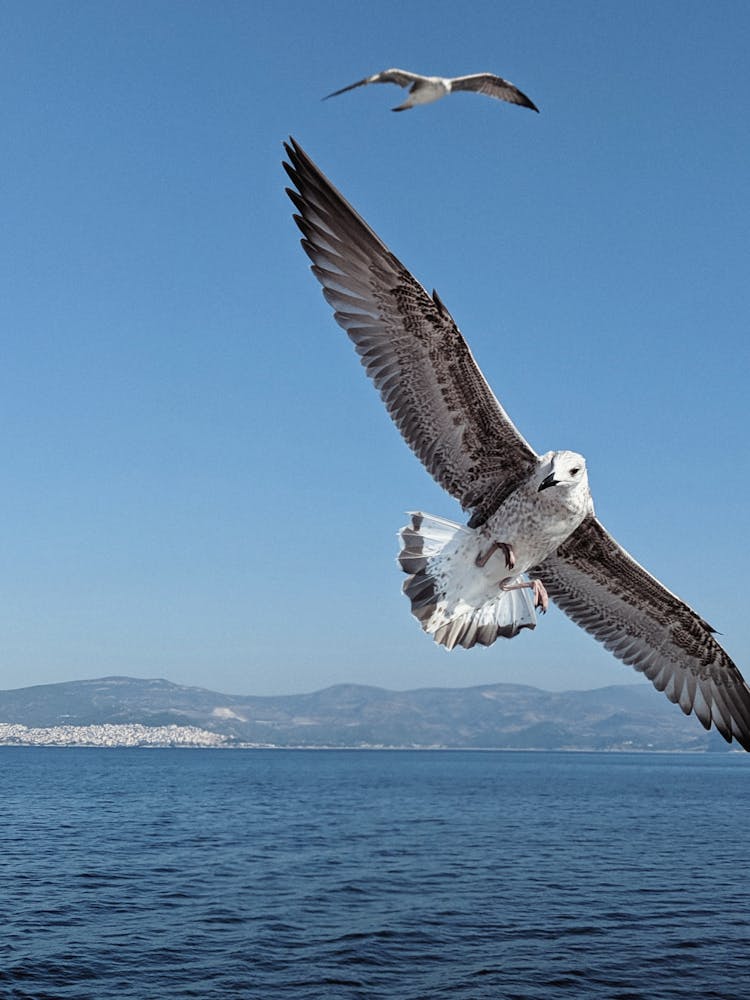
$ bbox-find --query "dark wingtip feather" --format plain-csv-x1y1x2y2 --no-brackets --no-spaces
432,288,452,320
509,86,539,112
282,137,307,176
322,78,370,101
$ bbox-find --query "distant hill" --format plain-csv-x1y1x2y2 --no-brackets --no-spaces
0,676,733,751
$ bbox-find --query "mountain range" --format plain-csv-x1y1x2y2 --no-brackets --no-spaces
0,675,733,751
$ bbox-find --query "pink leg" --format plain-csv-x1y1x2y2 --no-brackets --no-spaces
475,540,515,570
500,577,549,614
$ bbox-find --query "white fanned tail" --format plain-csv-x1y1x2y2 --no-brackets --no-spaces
398,512,537,650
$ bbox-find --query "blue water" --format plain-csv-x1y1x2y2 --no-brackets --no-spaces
1,749,749,999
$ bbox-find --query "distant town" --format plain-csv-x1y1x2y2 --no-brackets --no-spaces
0,722,231,748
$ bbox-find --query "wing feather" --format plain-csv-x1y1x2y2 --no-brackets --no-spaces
323,69,426,100
284,138,537,525
369,68,426,88
449,73,539,112
534,517,750,749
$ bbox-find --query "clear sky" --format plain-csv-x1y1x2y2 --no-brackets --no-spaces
2,0,748,697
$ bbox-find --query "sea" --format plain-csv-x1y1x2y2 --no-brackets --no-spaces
1,748,749,1000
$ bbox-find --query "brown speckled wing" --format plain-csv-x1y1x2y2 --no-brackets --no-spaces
283,138,537,526
534,516,750,750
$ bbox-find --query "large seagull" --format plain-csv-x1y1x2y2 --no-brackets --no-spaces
283,138,750,751
324,68,539,113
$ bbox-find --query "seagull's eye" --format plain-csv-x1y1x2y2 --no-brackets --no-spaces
570,467,580,476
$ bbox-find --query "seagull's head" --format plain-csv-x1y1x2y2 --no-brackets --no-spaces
537,450,589,493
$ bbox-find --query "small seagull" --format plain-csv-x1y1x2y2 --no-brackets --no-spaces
323,68,539,113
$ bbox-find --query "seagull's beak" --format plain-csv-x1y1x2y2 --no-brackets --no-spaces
538,473,558,492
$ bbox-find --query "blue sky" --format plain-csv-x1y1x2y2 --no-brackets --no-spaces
2,0,748,697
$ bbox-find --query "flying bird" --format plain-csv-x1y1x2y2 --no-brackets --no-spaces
283,137,750,751
323,68,539,113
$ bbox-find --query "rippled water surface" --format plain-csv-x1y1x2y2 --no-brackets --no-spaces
2,748,749,999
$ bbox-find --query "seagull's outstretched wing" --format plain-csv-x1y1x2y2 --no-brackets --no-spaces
323,69,425,100
283,138,537,526
534,517,750,749
449,73,539,112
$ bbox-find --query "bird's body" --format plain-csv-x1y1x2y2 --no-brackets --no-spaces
324,68,539,113
283,138,750,750
391,75,448,109
402,451,594,648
